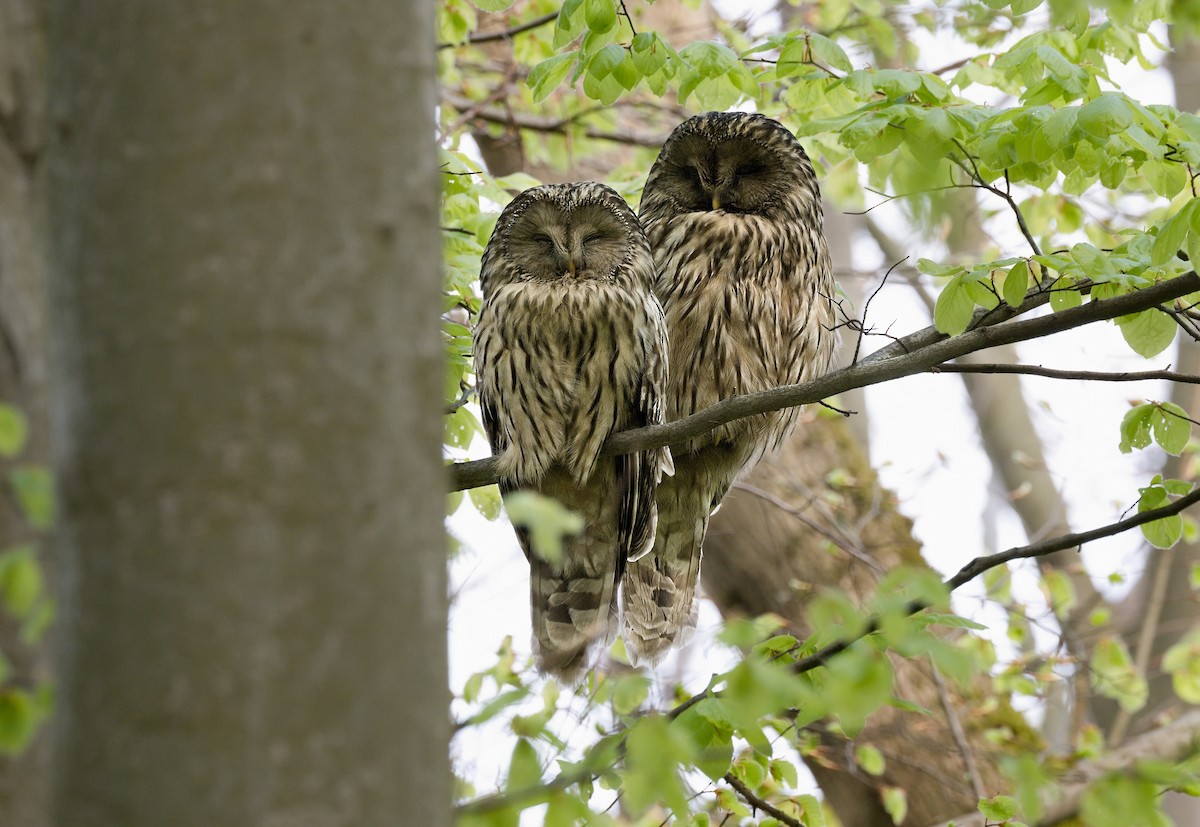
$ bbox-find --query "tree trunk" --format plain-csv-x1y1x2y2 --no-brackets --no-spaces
0,1,50,824
47,4,448,826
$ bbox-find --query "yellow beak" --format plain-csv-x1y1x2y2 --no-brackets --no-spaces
567,259,576,277
712,192,721,210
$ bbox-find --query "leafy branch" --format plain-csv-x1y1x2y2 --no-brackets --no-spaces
455,482,1200,818
447,272,1200,492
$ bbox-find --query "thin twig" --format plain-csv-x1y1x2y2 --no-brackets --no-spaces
853,257,905,365
441,92,666,148
929,363,1200,384
723,773,803,827
951,139,1042,256
930,660,987,800
437,11,559,50
1108,545,1174,747
732,482,885,574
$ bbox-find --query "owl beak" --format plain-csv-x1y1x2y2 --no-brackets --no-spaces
711,192,722,210
567,258,577,277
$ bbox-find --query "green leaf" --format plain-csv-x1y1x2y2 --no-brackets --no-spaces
0,689,38,754
469,484,504,521
1150,403,1191,455
584,0,617,34
9,467,54,530
470,0,515,10
612,673,650,715
528,53,577,102
1163,630,1200,704
506,738,543,793
502,492,584,564
0,405,27,459
1080,774,1162,827
624,717,690,817
1003,260,1031,307
675,704,734,783
1091,635,1148,712
1116,308,1176,358
1119,403,1155,453
933,275,975,336
465,688,528,728
808,33,853,73
856,744,885,776
1150,202,1198,265
0,546,42,619
1139,483,1185,549
979,794,1019,821
882,786,908,825
630,32,670,76
1077,94,1135,137
1049,279,1083,311
1040,569,1077,616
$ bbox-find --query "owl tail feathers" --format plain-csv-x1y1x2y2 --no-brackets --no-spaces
621,494,707,666
530,556,619,685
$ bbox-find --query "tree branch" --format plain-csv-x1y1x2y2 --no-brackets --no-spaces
929,363,1200,384
447,273,1200,492
723,772,804,827
437,11,558,50
454,485,1200,818
440,92,667,148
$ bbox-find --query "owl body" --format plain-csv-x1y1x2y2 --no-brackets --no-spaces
623,113,838,664
474,182,671,681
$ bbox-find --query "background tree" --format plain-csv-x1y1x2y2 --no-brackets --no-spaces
443,1,1200,825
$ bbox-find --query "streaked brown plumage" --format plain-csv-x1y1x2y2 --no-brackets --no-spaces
474,182,672,682
622,112,838,664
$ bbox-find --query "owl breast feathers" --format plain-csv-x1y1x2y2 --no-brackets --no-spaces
474,182,672,682
622,112,839,665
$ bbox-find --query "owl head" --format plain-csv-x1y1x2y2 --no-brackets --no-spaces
640,112,822,222
481,182,650,292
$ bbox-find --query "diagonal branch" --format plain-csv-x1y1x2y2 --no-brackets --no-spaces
455,484,1200,818
447,273,1200,491
723,772,804,827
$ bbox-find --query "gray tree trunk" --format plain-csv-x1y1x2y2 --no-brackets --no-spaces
0,1,50,825
47,4,448,826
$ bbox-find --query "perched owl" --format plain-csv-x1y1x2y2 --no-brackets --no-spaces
474,182,672,682
622,112,838,664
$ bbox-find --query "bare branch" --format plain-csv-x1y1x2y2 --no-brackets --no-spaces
441,92,667,148
723,773,804,827
929,363,1200,384
437,11,558,50
447,273,1200,492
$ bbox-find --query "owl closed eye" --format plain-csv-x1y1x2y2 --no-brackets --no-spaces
501,199,635,282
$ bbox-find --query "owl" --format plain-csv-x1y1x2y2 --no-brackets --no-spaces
622,112,838,664
474,182,672,682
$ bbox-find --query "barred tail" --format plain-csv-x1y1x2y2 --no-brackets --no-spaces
530,534,621,684
621,471,710,665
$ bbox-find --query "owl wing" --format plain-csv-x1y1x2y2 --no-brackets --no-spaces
617,295,672,566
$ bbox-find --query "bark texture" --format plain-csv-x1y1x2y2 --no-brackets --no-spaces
47,4,448,825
